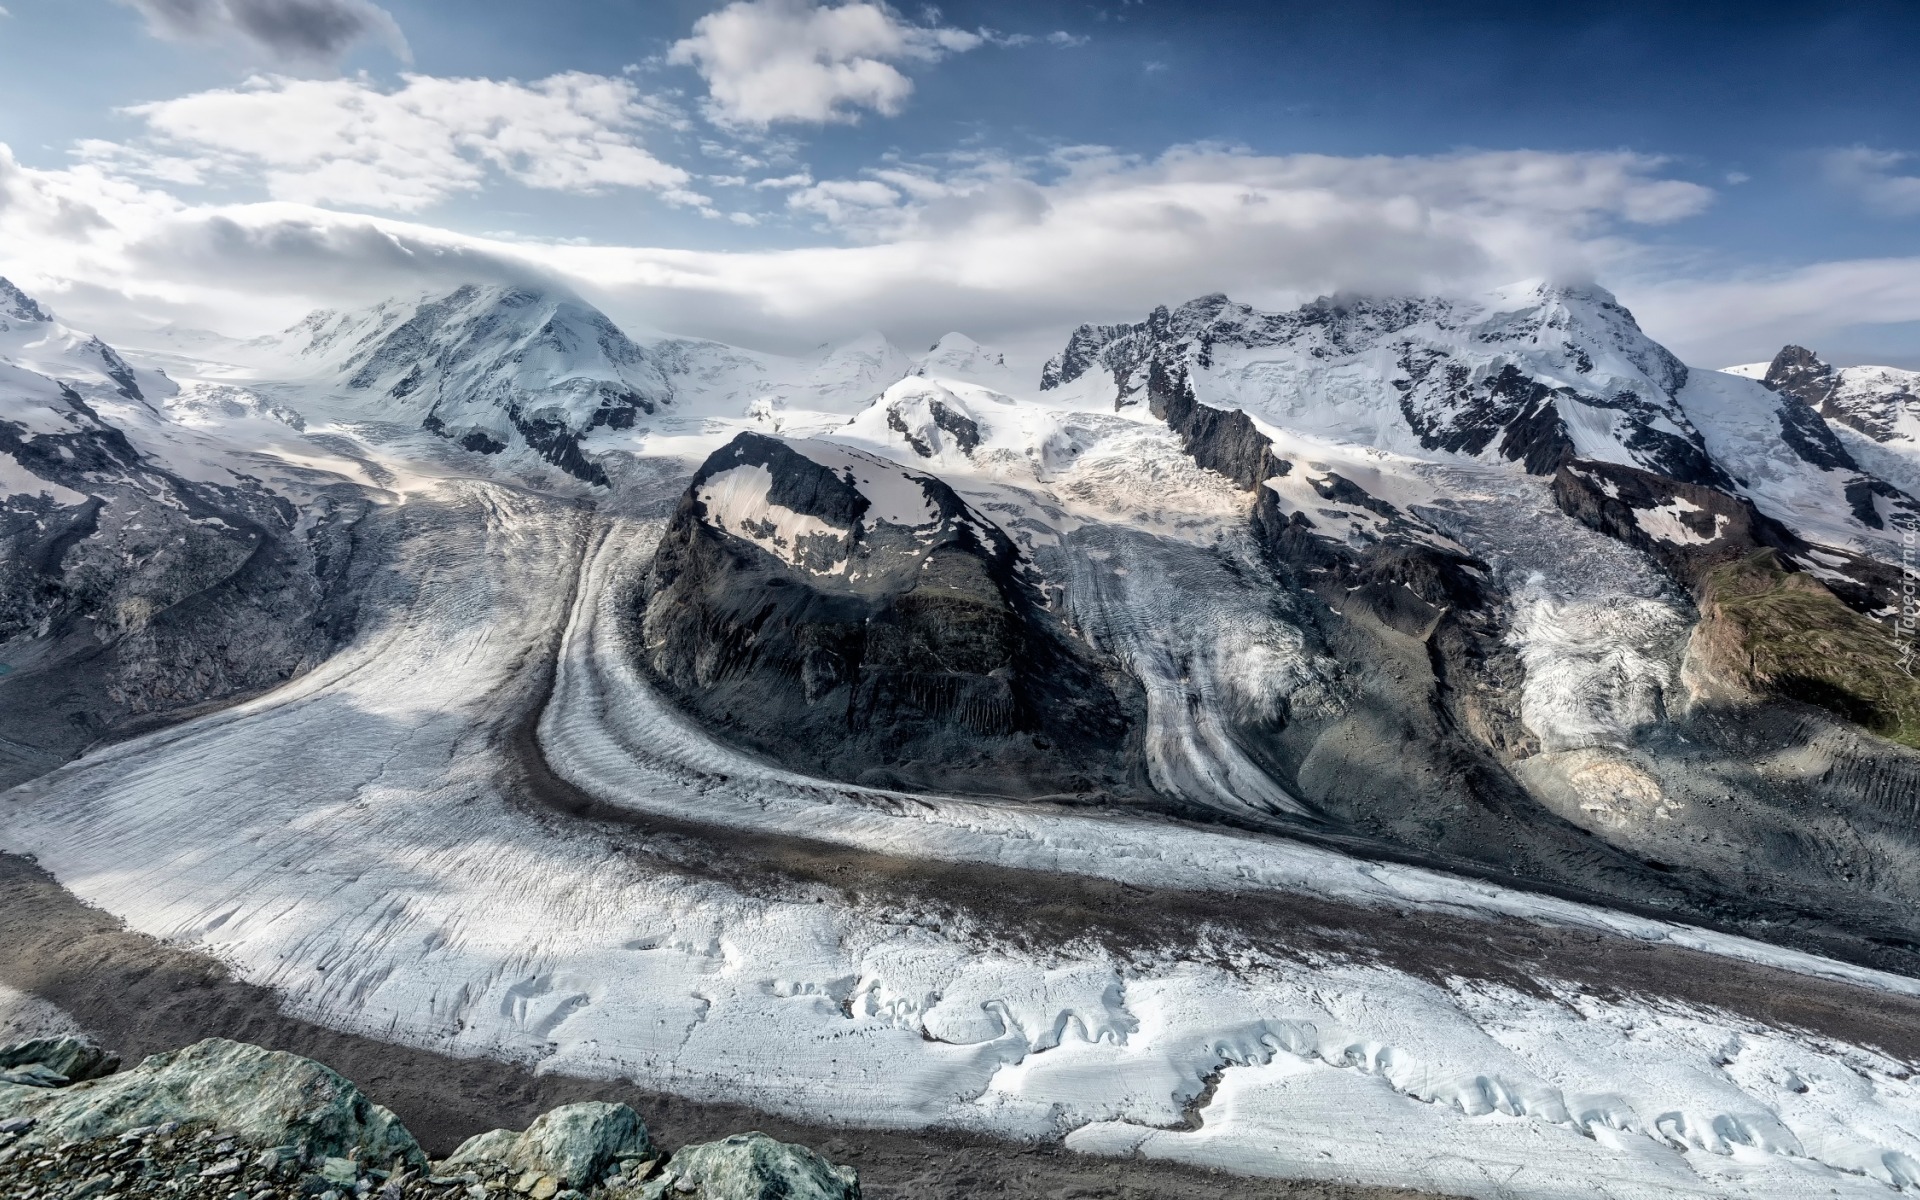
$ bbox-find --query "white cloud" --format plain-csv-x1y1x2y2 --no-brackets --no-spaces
81,72,692,213
1824,147,1920,216
668,0,984,125
118,0,409,65
1621,256,1920,367
787,177,901,222
0,138,1736,363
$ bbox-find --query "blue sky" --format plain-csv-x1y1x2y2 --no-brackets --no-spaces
1,0,1918,365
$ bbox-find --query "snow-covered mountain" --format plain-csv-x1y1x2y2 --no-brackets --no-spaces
0,277,170,417
1044,281,1720,482
278,284,674,483
12,273,1920,1200
1041,282,1916,602
1740,344,1920,445
1728,345,1920,498
0,279,367,785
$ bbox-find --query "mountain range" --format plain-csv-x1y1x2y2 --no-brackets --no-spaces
5,273,1920,1199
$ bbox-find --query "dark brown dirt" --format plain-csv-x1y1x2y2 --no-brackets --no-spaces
0,851,1442,1200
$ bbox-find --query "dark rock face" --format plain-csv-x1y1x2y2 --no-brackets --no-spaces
1773,387,1859,471
1551,457,1912,618
0,385,370,788
638,432,1141,798
1762,345,1839,410
1145,358,1288,489
1550,459,1786,593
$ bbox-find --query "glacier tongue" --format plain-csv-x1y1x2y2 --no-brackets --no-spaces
1045,522,1326,819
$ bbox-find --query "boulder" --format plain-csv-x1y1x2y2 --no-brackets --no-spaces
443,1101,653,1190
0,1035,120,1084
0,1037,423,1169
637,1132,858,1200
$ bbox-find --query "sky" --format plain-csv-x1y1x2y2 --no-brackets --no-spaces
1,0,1918,367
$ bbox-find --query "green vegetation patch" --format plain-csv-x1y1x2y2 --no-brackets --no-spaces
1698,551,1920,749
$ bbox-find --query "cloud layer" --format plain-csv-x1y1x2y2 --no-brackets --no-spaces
668,0,985,125
118,0,408,64
1824,147,1920,217
77,73,694,213
1,135,1761,363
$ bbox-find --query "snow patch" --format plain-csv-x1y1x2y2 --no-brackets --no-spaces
1634,497,1725,546
696,463,852,573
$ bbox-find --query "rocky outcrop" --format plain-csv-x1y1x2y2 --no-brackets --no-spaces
0,1035,118,1087
1761,345,1840,409
638,431,1142,798
0,1036,859,1200
444,1102,654,1193
0,1038,423,1171
636,1133,858,1200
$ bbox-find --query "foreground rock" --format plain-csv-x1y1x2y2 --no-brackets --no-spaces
443,1101,655,1193
0,1035,858,1200
0,1038,422,1170
636,1133,858,1200
0,1033,119,1086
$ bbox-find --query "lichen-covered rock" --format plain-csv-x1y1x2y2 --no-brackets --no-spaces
0,1037,423,1170
0,1034,120,1084
637,1132,858,1200
0,1063,69,1087
443,1101,653,1189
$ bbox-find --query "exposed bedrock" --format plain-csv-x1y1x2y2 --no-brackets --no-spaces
637,431,1143,799
0,390,377,789
1551,458,1920,746
1146,366,1920,973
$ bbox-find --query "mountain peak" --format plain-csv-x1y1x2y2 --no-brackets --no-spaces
0,277,50,324
1761,344,1839,410
274,282,668,484
913,332,1011,387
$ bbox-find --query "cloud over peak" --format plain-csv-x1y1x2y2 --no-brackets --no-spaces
668,0,984,126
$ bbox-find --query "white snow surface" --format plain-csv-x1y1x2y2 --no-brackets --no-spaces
7,488,1920,1199
10,278,1920,1196
696,463,853,572
1681,369,1909,560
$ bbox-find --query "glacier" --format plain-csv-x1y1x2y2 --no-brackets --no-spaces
5,277,1920,1199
